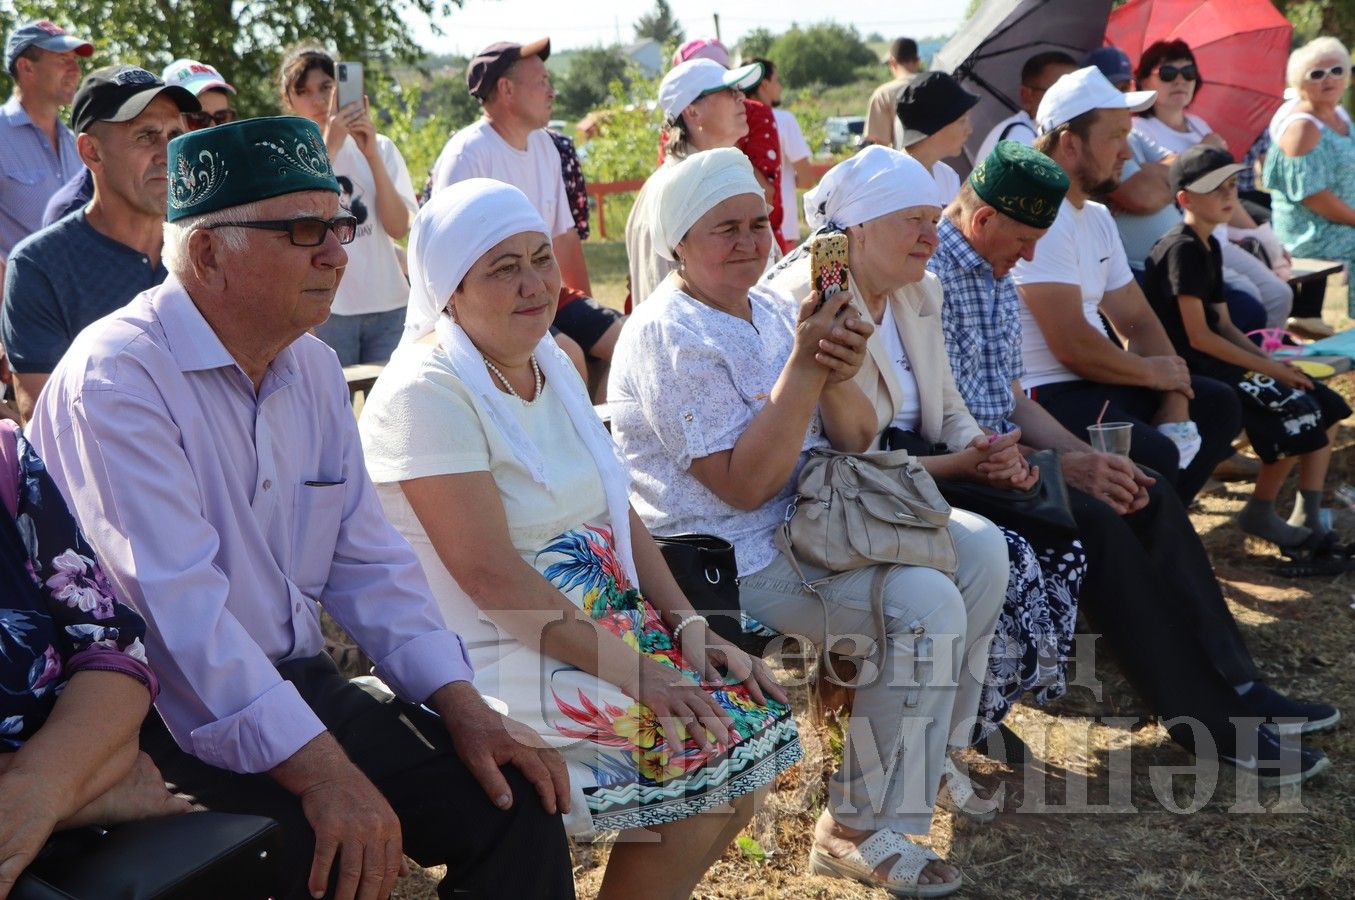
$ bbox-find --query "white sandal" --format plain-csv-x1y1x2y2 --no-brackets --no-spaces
938,755,999,824
808,829,963,898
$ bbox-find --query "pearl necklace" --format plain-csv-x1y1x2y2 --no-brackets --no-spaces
482,353,542,404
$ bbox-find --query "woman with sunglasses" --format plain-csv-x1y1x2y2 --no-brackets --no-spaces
1263,37,1355,307
277,42,419,366
1131,41,1222,154
1129,40,1296,336
162,58,238,131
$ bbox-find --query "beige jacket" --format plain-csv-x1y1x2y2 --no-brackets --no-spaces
766,257,984,449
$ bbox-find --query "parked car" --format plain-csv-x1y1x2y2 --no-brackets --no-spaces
821,116,865,154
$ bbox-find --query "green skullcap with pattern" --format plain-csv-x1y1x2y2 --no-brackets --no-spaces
968,140,1070,229
166,115,339,222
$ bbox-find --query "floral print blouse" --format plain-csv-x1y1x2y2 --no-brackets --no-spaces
1,421,155,749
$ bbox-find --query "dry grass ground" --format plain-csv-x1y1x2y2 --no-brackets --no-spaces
382,272,1355,899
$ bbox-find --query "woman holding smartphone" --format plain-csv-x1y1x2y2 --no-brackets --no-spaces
278,42,419,365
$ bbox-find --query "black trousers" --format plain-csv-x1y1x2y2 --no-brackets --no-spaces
141,655,575,900
1005,479,1259,753
1030,376,1241,506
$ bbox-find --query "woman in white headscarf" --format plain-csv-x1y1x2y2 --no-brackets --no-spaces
609,149,1008,898
624,58,772,307
766,145,1085,798
358,178,799,898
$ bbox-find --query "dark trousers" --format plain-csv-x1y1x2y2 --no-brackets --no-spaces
141,655,575,900
1065,485,1251,751
1030,377,1241,506
1002,482,1258,753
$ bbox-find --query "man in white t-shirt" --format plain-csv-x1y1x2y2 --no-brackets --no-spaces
431,38,624,386
974,50,1077,163
1013,66,1241,505
748,58,813,246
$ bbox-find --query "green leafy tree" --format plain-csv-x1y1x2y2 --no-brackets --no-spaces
554,46,633,120
770,23,878,89
738,28,776,62
633,0,684,45
0,0,462,116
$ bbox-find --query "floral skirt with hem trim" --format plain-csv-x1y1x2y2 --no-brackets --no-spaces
469,521,801,837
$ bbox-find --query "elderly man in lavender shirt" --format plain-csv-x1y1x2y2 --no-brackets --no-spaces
28,117,574,900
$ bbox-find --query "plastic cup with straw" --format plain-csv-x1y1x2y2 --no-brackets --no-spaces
1087,401,1132,456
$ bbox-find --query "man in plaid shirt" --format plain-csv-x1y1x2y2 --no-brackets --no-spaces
924,141,1339,772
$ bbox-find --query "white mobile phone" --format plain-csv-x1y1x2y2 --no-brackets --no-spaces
336,61,364,110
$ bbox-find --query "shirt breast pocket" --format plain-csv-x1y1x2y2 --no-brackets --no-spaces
291,480,346,598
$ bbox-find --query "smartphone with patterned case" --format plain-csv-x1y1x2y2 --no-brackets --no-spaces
809,231,849,314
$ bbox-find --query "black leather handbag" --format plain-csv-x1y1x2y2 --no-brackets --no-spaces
880,428,1078,535
653,533,770,656
14,812,282,900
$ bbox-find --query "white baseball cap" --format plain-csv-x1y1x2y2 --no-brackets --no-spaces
659,59,763,124
1036,65,1155,134
161,58,235,96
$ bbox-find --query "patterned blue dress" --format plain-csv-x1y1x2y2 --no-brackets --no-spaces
1,424,154,749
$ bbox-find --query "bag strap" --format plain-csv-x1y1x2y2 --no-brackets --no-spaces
774,521,889,692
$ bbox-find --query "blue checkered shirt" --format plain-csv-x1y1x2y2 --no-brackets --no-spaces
928,217,1024,433
0,97,81,259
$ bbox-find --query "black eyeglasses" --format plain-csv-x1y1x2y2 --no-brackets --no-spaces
205,214,357,246
1155,63,1198,83
182,109,239,130
1306,65,1347,81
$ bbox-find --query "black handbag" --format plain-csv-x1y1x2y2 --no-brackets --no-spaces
939,449,1078,535
653,533,770,656
880,429,1078,535
13,812,282,900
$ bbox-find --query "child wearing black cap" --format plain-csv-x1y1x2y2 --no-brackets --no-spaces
1143,144,1352,566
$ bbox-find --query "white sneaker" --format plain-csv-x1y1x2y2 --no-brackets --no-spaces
1158,421,1203,469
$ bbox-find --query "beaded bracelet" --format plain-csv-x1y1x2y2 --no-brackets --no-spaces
671,613,708,641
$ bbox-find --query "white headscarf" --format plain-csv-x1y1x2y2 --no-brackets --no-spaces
803,145,941,231
653,148,765,261
402,178,640,588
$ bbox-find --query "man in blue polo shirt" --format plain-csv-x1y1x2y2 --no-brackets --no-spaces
1,65,198,419
0,19,92,265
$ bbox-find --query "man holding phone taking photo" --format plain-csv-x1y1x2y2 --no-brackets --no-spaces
278,42,418,366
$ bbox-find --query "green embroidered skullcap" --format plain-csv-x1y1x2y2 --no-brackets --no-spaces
968,140,1069,229
166,115,339,222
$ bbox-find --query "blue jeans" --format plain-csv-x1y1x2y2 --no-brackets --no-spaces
314,307,405,366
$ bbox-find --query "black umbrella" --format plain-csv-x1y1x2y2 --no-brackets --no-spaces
931,0,1113,177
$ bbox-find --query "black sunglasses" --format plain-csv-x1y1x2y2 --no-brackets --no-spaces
1155,63,1198,83
1306,65,1347,81
182,108,239,130
205,214,357,247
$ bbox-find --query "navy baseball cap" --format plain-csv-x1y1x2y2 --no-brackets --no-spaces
466,37,550,101
5,19,92,72
1084,47,1134,87
70,65,199,134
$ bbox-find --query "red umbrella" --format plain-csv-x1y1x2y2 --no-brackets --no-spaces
1105,0,1292,159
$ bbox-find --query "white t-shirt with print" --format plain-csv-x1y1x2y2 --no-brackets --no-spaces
1011,198,1135,388
774,109,811,242
430,119,573,238
609,279,829,576
331,135,418,316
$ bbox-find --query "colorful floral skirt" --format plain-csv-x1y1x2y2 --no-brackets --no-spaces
469,522,801,836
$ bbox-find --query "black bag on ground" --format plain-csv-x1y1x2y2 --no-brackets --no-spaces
14,812,282,900
653,533,769,656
